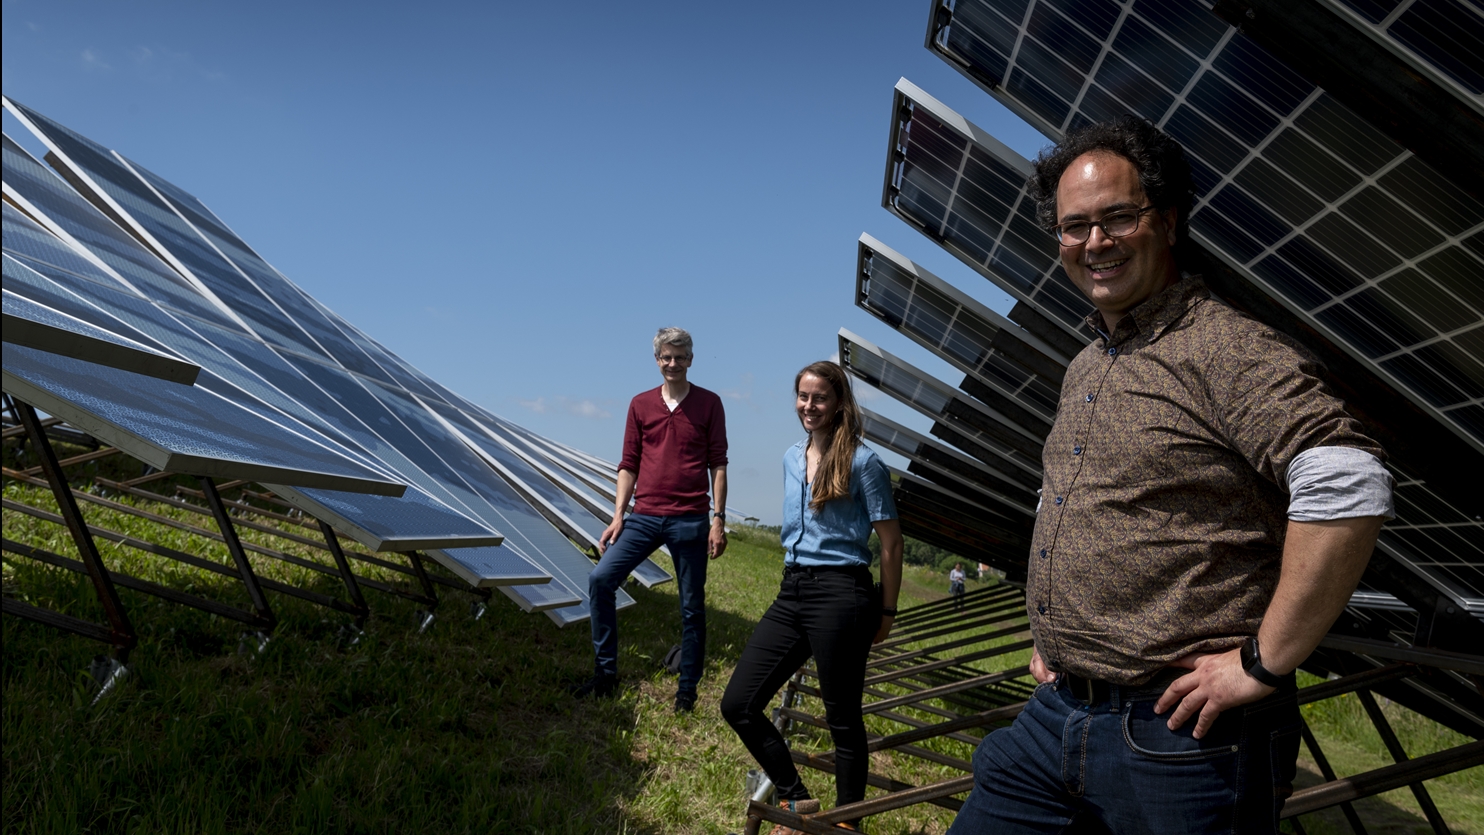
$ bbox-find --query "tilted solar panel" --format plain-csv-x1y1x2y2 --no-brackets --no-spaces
2,343,404,495
857,234,1066,423
923,0,1484,450
2,290,200,384
861,406,1039,510
838,327,1044,484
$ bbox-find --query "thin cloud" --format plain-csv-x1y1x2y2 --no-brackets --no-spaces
517,396,611,419
80,49,112,71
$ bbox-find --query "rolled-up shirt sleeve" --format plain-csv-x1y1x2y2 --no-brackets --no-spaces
1286,446,1395,521
858,452,898,522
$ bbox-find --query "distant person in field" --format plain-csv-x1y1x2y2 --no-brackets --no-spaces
572,327,728,714
949,562,966,609
721,360,903,834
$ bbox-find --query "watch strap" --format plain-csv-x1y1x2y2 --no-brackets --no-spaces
1242,637,1285,688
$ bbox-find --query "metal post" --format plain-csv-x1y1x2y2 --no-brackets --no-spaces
408,551,438,632
317,520,369,628
1299,719,1369,835
16,400,135,659
199,476,276,631
1356,689,1451,834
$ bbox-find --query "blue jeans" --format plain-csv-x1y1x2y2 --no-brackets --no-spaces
948,673,1301,834
588,513,710,696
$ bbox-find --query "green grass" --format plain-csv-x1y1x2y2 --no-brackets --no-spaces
3,477,1480,834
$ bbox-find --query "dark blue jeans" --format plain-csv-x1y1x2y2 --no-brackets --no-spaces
948,673,1301,834
588,513,710,696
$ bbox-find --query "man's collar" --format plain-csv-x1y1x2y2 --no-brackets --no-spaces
1082,275,1209,347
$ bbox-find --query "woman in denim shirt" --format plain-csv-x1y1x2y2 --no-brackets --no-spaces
721,361,904,833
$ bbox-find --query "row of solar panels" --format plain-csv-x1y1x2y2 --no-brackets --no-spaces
834,0,1483,653
2,97,681,625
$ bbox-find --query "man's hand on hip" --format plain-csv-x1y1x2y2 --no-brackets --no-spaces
1029,647,1056,685
707,518,727,559
1155,648,1274,739
598,516,625,553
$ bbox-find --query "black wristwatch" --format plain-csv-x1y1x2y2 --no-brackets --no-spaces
1240,636,1284,688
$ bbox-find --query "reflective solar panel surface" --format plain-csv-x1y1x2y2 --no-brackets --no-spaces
3,343,403,494
2,99,670,614
924,0,1484,449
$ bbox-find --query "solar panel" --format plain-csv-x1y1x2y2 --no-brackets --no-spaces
861,406,1039,511
887,466,1034,577
882,78,1096,339
2,290,200,384
1318,0,1483,102
837,327,1044,482
857,233,1066,421
2,343,404,495
923,1,1484,450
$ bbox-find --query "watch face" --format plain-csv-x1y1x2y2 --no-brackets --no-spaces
1240,636,1259,670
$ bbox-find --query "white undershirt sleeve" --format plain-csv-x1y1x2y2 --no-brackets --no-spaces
1285,446,1395,522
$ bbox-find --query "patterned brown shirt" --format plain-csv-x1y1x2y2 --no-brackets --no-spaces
1029,277,1383,684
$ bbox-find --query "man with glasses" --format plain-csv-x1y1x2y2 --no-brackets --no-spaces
947,118,1392,834
573,327,728,714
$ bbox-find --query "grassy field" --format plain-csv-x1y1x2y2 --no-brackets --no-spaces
2,477,1479,834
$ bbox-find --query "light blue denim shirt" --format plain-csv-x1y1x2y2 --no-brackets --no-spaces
781,440,898,567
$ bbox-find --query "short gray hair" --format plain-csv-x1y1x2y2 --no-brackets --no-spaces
653,327,693,358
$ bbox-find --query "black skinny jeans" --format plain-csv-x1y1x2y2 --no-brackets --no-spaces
721,564,879,807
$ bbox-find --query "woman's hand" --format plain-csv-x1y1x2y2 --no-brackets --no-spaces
873,613,894,644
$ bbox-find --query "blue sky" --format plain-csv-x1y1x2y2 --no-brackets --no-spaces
1,0,1050,524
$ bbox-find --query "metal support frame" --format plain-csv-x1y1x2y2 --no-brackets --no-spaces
318,520,369,629
2,417,489,657
749,586,1484,835
199,476,276,632
3,399,135,659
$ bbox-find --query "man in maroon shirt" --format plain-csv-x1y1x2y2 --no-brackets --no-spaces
572,327,728,712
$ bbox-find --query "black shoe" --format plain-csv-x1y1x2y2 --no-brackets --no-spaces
570,673,619,699
673,692,696,714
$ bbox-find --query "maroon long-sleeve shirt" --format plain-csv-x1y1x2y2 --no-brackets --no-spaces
619,385,728,516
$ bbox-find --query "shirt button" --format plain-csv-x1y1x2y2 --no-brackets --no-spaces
1054,496,1064,505
1073,445,1082,455
1085,393,1095,403
1038,605,1047,614
1039,548,1048,558
1107,347,1118,356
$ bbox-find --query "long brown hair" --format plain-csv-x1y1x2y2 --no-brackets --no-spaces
795,361,863,514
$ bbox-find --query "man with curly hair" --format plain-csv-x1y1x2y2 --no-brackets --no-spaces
947,117,1393,834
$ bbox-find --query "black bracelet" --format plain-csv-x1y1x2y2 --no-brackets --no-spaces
881,606,898,616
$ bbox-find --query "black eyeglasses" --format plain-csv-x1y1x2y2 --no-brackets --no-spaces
1050,206,1158,246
